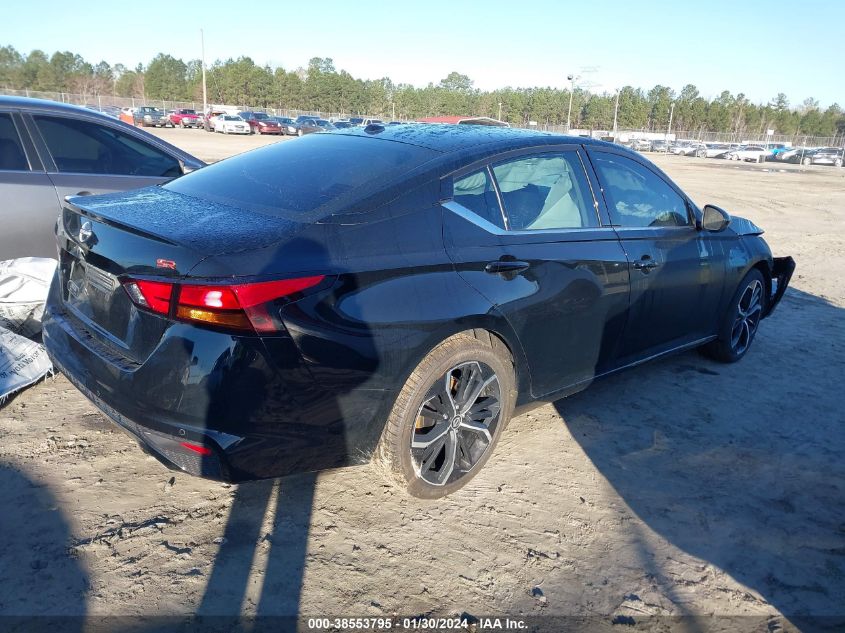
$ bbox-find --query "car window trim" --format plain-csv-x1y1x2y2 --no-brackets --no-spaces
584,146,698,228
0,109,41,173
442,199,621,243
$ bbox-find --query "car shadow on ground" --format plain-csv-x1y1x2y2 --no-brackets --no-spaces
0,464,88,632
553,287,845,632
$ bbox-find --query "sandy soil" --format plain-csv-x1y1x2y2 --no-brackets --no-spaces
1,131,843,631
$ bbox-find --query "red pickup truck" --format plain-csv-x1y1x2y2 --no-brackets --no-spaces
168,109,201,128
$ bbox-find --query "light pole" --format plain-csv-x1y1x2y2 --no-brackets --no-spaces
666,102,675,152
566,74,575,132
497,101,502,121
201,29,208,115
613,88,620,137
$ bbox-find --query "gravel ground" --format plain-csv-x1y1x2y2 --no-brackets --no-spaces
1,130,843,632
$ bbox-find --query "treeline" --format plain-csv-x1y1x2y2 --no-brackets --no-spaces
1,45,843,137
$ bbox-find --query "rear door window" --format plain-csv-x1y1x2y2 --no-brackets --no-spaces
0,113,30,171
453,169,505,229
33,115,182,177
491,152,598,230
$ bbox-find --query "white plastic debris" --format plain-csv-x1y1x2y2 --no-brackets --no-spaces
0,326,52,402
0,257,57,337
0,258,57,401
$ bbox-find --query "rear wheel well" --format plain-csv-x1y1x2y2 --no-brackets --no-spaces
469,328,519,391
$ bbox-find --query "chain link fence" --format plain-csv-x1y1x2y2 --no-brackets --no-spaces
3,88,841,147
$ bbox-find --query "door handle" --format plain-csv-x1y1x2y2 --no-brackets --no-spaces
633,255,659,272
485,260,530,276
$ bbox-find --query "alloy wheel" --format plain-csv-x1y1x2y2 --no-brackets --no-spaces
731,279,763,355
410,361,501,486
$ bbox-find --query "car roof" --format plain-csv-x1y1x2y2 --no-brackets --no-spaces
328,123,616,157
0,95,135,119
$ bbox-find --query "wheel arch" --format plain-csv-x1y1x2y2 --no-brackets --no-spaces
393,313,532,407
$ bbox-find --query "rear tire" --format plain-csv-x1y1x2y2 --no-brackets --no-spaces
376,331,516,499
700,269,767,363
802,156,812,166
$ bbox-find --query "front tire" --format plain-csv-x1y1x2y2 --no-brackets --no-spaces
700,269,767,363
377,331,515,499
802,156,812,166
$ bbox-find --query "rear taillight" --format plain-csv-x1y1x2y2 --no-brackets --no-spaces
123,280,173,314
121,276,325,333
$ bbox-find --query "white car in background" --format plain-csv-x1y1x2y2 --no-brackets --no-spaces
213,115,250,134
703,143,733,158
725,145,767,163
671,141,701,156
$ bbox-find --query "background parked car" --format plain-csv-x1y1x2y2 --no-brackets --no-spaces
133,106,170,128
650,139,669,152
270,116,297,135
776,147,807,162
203,110,227,132
118,107,135,125
0,96,204,258
764,143,790,161
725,145,767,163
238,111,282,135
799,147,844,167
671,142,700,156
291,118,323,136
702,143,732,158
631,138,652,152
168,108,201,128
689,142,708,158
213,115,250,134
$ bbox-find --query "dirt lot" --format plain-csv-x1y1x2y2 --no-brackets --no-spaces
2,128,844,631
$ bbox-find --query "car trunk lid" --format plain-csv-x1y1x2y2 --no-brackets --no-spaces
56,187,301,362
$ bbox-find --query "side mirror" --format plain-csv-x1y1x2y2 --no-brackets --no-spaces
701,204,731,232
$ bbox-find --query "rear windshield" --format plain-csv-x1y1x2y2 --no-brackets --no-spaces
164,133,438,219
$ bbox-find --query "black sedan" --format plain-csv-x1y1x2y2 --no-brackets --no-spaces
43,126,794,498
798,147,844,167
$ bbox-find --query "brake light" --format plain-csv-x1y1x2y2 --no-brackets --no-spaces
180,441,213,456
122,276,325,333
123,280,173,315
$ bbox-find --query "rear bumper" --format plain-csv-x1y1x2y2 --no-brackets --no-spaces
42,281,390,481
764,256,795,317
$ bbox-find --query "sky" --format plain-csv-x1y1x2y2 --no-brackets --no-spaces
4,0,842,108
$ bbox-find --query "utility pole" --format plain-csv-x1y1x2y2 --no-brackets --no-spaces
566,74,575,132
201,29,208,115
613,88,620,137
497,101,502,121
666,102,675,152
